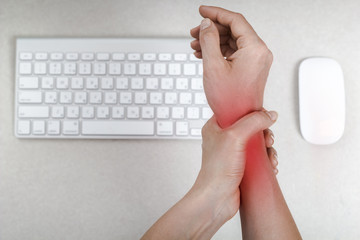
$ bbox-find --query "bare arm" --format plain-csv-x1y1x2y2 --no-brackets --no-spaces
142,111,278,240
190,5,301,239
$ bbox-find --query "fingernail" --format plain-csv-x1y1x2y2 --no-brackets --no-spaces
272,158,278,167
201,18,211,30
266,111,278,121
274,168,278,175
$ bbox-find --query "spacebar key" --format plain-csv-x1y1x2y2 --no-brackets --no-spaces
82,121,154,135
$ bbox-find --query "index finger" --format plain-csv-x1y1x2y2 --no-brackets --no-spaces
199,5,258,39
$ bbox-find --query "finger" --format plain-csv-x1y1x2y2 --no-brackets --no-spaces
190,22,229,39
267,147,278,168
191,40,201,51
228,110,278,142
263,129,274,148
199,5,258,42
199,18,226,67
193,51,202,59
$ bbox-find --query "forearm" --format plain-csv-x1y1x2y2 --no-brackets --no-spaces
141,185,229,240
214,99,301,239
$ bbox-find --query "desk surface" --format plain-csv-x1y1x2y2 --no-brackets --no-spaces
1,0,360,239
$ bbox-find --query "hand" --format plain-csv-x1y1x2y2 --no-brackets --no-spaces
192,109,277,222
264,128,279,175
190,6,273,128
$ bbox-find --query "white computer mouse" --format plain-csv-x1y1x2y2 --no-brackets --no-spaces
299,57,345,145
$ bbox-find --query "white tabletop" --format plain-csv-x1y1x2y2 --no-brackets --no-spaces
1,0,360,239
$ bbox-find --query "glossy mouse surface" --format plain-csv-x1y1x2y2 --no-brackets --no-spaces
299,57,345,145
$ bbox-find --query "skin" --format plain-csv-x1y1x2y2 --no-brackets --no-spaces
142,110,278,240
142,5,301,240
190,6,301,239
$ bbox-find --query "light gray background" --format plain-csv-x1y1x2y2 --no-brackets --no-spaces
1,0,359,239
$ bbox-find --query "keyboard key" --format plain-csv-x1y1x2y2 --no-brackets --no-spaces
49,62,62,75
18,106,49,118
191,128,202,136
161,78,174,89
56,77,69,89
44,92,57,104
174,54,187,61
63,120,79,135
139,63,152,75
66,53,79,60
74,92,87,104
124,63,136,75
142,107,154,119
131,78,144,89
19,77,39,89
89,92,102,104
97,53,110,61
128,53,141,61
17,120,30,134
71,77,84,89
48,120,60,135
127,107,140,118
169,63,181,75
176,78,188,90
52,106,65,118
86,77,98,89
164,92,177,104
18,91,42,103
172,107,184,119
119,92,132,104
42,77,54,89
33,120,45,135
101,78,114,89
109,63,121,75
184,64,196,75
67,106,79,118
59,92,72,104
134,92,147,104
158,53,171,61
79,63,92,75
112,53,125,61
187,107,200,119
112,107,125,119
94,63,106,75
116,77,129,89
97,107,110,119
34,62,47,74
198,64,203,75
64,62,77,75
157,121,173,135
82,121,155,135
143,53,156,61
179,92,192,104
20,52,33,60
154,63,166,75
191,78,203,90
19,62,32,74
149,92,162,104
195,92,207,105
82,106,95,118
81,53,94,61
176,122,189,136
104,92,117,104
157,107,170,119
50,53,63,60
202,107,213,119
145,78,159,89
35,53,48,60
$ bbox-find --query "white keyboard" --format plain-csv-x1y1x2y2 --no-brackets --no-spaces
15,38,213,139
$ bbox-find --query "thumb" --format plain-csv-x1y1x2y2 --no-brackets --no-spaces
227,110,278,142
199,18,224,66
